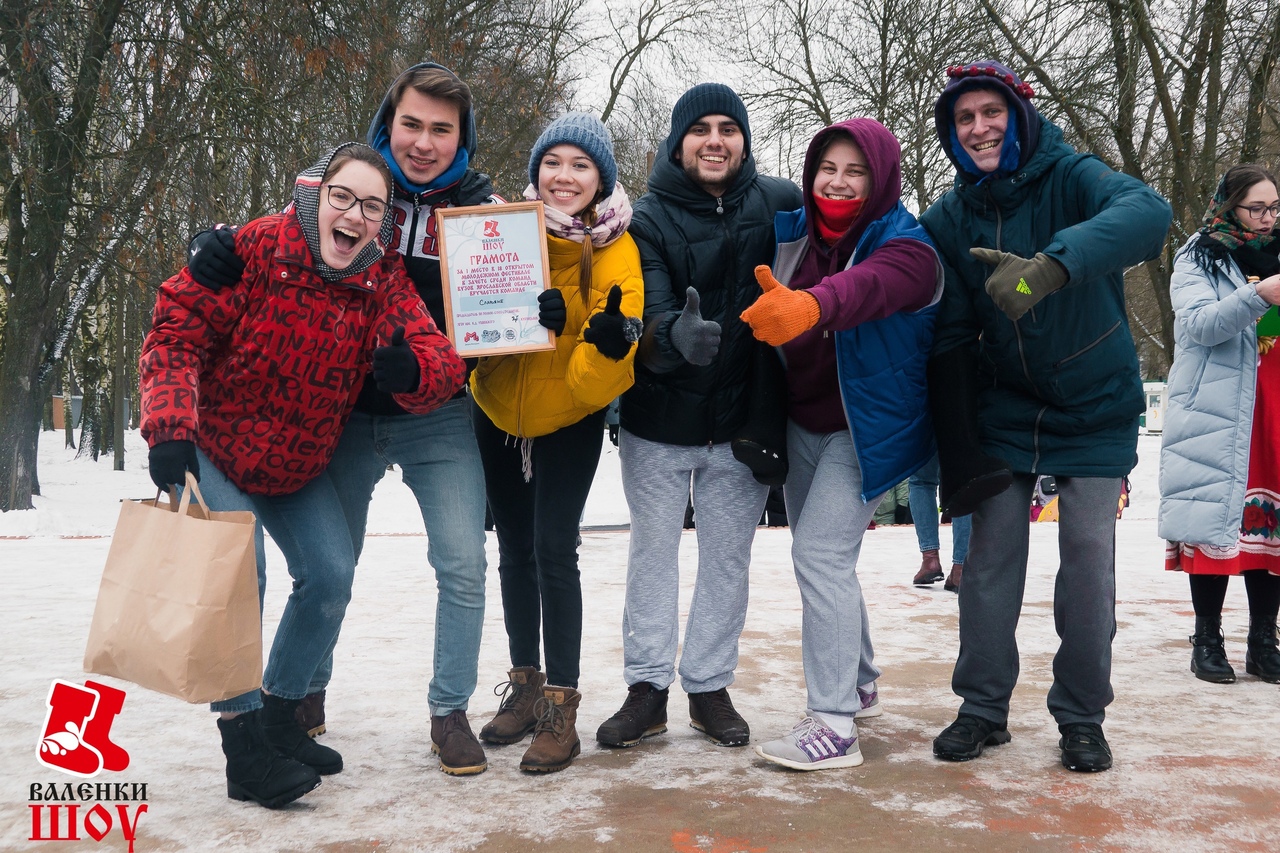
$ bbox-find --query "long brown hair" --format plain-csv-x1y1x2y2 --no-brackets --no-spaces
577,206,598,309
1217,164,1278,215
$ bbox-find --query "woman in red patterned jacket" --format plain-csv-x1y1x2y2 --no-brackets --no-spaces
139,142,465,809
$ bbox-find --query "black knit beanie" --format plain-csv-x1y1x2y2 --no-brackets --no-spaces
666,83,751,161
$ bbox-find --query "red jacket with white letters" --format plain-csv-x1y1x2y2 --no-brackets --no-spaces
140,211,465,495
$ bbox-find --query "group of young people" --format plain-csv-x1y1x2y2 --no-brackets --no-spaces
136,54,1276,811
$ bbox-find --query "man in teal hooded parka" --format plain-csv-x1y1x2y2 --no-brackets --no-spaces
921,61,1171,773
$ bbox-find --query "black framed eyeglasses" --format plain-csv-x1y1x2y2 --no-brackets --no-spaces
325,185,389,221
1237,202,1280,219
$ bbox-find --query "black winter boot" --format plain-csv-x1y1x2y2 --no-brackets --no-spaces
217,710,320,808
1245,616,1280,683
261,693,344,774
1189,616,1236,683
927,348,1013,517
731,343,789,486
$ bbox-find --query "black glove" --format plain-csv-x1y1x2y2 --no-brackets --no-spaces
187,228,245,290
373,326,420,393
537,288,567,335
670,287,721,366
582,286,636,361
148,440,200,490
608,422,620,446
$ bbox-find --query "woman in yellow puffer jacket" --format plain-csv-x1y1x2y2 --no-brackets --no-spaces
470,112,643,773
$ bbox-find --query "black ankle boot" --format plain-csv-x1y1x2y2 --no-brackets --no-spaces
1245,616,1280,683
1189,616,1236,683
261,694,344,774
217,710,320,808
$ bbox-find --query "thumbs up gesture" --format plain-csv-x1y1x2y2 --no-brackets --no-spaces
373,326,420,393
670,287,722,366
583,285,639,361
740,265,821,346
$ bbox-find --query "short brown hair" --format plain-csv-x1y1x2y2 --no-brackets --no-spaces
387,66,471,125
324,144,393,200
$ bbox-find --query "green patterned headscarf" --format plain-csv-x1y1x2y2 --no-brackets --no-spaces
1199,173,1277,253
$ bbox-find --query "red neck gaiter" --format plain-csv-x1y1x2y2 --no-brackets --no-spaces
812,195,864,245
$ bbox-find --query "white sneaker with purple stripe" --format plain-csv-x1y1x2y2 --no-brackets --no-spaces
856,683,882,719
754,716,864,770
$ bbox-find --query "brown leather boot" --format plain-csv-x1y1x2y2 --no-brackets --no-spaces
519,686,581,773
913,550,944,585
945,563,962,592
479,666,546,745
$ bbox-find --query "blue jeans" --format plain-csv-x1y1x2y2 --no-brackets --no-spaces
185,448,356,713
908,453,971,564
319,400,488,715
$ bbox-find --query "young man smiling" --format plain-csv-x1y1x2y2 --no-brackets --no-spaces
596,83,802,750
188,62,500,777
920,60,1171,773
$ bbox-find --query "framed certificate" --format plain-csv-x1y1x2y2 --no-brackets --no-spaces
436,201,556,357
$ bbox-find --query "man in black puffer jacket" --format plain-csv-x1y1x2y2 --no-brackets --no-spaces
595,84,801,751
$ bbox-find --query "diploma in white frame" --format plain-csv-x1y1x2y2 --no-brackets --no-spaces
436,201,556,357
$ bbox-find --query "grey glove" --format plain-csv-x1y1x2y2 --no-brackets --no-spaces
970,248,1068,321
670,287,721,366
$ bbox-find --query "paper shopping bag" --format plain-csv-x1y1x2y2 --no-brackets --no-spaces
84,472,263,703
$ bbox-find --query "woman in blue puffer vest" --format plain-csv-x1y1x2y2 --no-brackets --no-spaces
739,118,942,770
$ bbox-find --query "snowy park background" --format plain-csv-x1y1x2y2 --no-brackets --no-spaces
2,430,1279,852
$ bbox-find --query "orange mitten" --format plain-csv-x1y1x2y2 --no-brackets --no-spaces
740,265,821,346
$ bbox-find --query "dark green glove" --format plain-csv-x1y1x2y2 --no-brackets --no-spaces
970,248,1068,321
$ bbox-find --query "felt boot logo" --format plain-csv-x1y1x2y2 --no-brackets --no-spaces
37,679,130,778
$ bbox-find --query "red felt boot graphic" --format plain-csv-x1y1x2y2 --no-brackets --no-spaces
82,680,130,772
37,680,105,777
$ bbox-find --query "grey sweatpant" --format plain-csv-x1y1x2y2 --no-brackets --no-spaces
784,422,883,716
619,430,769,693
955,472,1120,726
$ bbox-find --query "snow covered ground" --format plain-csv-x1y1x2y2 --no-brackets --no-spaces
2,429,1278,852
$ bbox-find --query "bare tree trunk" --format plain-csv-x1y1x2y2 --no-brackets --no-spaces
113,279,126,472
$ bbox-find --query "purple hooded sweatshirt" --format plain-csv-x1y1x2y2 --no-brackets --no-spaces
780,118,938,434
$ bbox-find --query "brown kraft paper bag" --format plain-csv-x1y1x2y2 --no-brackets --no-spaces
84,472,263,703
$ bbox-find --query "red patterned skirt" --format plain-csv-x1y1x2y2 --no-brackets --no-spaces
1167,344,1280,576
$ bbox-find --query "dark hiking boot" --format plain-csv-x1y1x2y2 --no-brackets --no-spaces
1246,616,1280,683
1190,616,1236,683
480,666,546,744
913,550,944,586
295,689,326,738
688,688,750,746
596,682,669,747
1058,722,1112,772
520,686,582,772
944,563,963,592
217,710,320,808
933,713,1010,761
430,710,488,775
261,693,343,775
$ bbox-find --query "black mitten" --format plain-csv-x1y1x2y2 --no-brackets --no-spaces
582,286,637,361
148,440,200,490
373,327,420,393
537,288,567,335
187,228,245,290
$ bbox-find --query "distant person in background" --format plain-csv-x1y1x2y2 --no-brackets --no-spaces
1159,163,1280,686
910,454,971,591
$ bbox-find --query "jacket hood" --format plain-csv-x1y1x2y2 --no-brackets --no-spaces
366,62,478,194
934,60,1040,181
949,117,1074,210
801,118,902,265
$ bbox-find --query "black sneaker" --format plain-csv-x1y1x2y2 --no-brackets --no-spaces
933,713,1011,761
1058,722,1112,772
688,688,750,746
596,682,669,747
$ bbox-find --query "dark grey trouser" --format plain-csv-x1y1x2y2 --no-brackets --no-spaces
954,472,1120,726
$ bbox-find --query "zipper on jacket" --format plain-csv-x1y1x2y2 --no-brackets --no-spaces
716,196,724,215
1031,405,1046,472
1052,320,1122,367
993,197,1037,389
